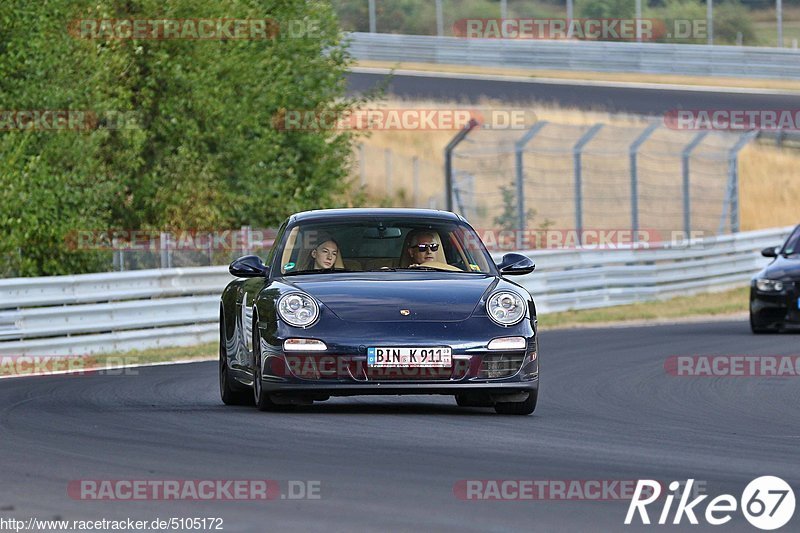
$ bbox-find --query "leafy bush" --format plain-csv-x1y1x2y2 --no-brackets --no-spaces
1,0,361,276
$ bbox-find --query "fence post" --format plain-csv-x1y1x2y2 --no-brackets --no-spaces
160,232,172,269
681,131,708,237
368,0,376,33
385,148,393,198
241,225,252,256
573,123,604,245
629,123,659,243
444,118,479,212
359,143,366,187
436,0,444,36
412,156,420,206
514,121,549,249
719,130,758,234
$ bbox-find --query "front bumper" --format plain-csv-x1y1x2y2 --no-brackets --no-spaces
750,281,800,327
255,312,539,397
260,351,538,396
258,333,537,397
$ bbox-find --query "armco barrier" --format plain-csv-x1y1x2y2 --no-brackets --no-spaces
0,226,793,356
347,32,800,80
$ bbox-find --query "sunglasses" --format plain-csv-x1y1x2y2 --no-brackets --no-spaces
410,243,439,252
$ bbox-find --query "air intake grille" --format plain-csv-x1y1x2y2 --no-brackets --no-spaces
479,354,525,379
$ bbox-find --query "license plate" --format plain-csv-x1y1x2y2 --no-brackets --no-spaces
367,347,452,367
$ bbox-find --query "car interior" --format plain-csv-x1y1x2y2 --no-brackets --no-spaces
277,223,491,274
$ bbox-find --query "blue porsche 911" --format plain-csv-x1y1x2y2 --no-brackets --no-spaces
219,208,539,414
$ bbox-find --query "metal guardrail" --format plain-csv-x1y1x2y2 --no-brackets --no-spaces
509,226,794,312
346,32,800,80
0,226,793,356
0,267,231,356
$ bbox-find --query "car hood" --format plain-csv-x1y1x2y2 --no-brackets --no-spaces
760,256,800,281
283,272,498,322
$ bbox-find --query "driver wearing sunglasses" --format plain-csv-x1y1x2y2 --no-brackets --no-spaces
406,231,440,266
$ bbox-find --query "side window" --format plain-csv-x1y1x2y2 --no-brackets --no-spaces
783,227,800,255
265,221,287,269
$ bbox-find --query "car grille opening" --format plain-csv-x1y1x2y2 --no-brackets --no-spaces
479,354,525,379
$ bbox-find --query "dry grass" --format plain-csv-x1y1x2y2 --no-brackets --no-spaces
539,287,749,329
739,143,800,230
355,60,800,92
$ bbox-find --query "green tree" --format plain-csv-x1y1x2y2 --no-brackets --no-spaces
1,0,361,276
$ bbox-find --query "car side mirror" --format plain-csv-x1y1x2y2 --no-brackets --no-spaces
761,246,779,258
229,255,269,278
496,253,535,276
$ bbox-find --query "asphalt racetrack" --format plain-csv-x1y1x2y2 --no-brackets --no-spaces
1,320,798,532
346,70,800,116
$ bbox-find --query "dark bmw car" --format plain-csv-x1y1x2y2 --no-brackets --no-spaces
750,224,800,333
219,208,539,414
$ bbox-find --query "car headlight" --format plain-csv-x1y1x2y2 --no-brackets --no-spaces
486,291,526,326
756,279,784,292
277,292,319,327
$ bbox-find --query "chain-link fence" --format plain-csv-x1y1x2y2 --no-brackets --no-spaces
355,143,445,208
355,121,757,243
449,121,756,241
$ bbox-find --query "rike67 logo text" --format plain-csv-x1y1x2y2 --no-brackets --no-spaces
625,477,795,530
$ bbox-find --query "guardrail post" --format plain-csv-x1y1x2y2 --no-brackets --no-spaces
719,130,758,234
514,121,549,249
629,123,659,243
573,124,604,245
681,131,708,237
444,118,479,212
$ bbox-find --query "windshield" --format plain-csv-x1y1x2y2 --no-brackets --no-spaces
781,226,800,257
275,220,495,275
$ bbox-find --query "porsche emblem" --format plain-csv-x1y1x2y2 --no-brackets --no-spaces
400,309,411,316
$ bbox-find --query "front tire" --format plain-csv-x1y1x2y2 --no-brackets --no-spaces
220,313,253,406
252,320,280,411
750,313,773,334
494,389,538,415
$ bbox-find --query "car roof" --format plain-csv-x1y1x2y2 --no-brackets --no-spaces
289,208,464,224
